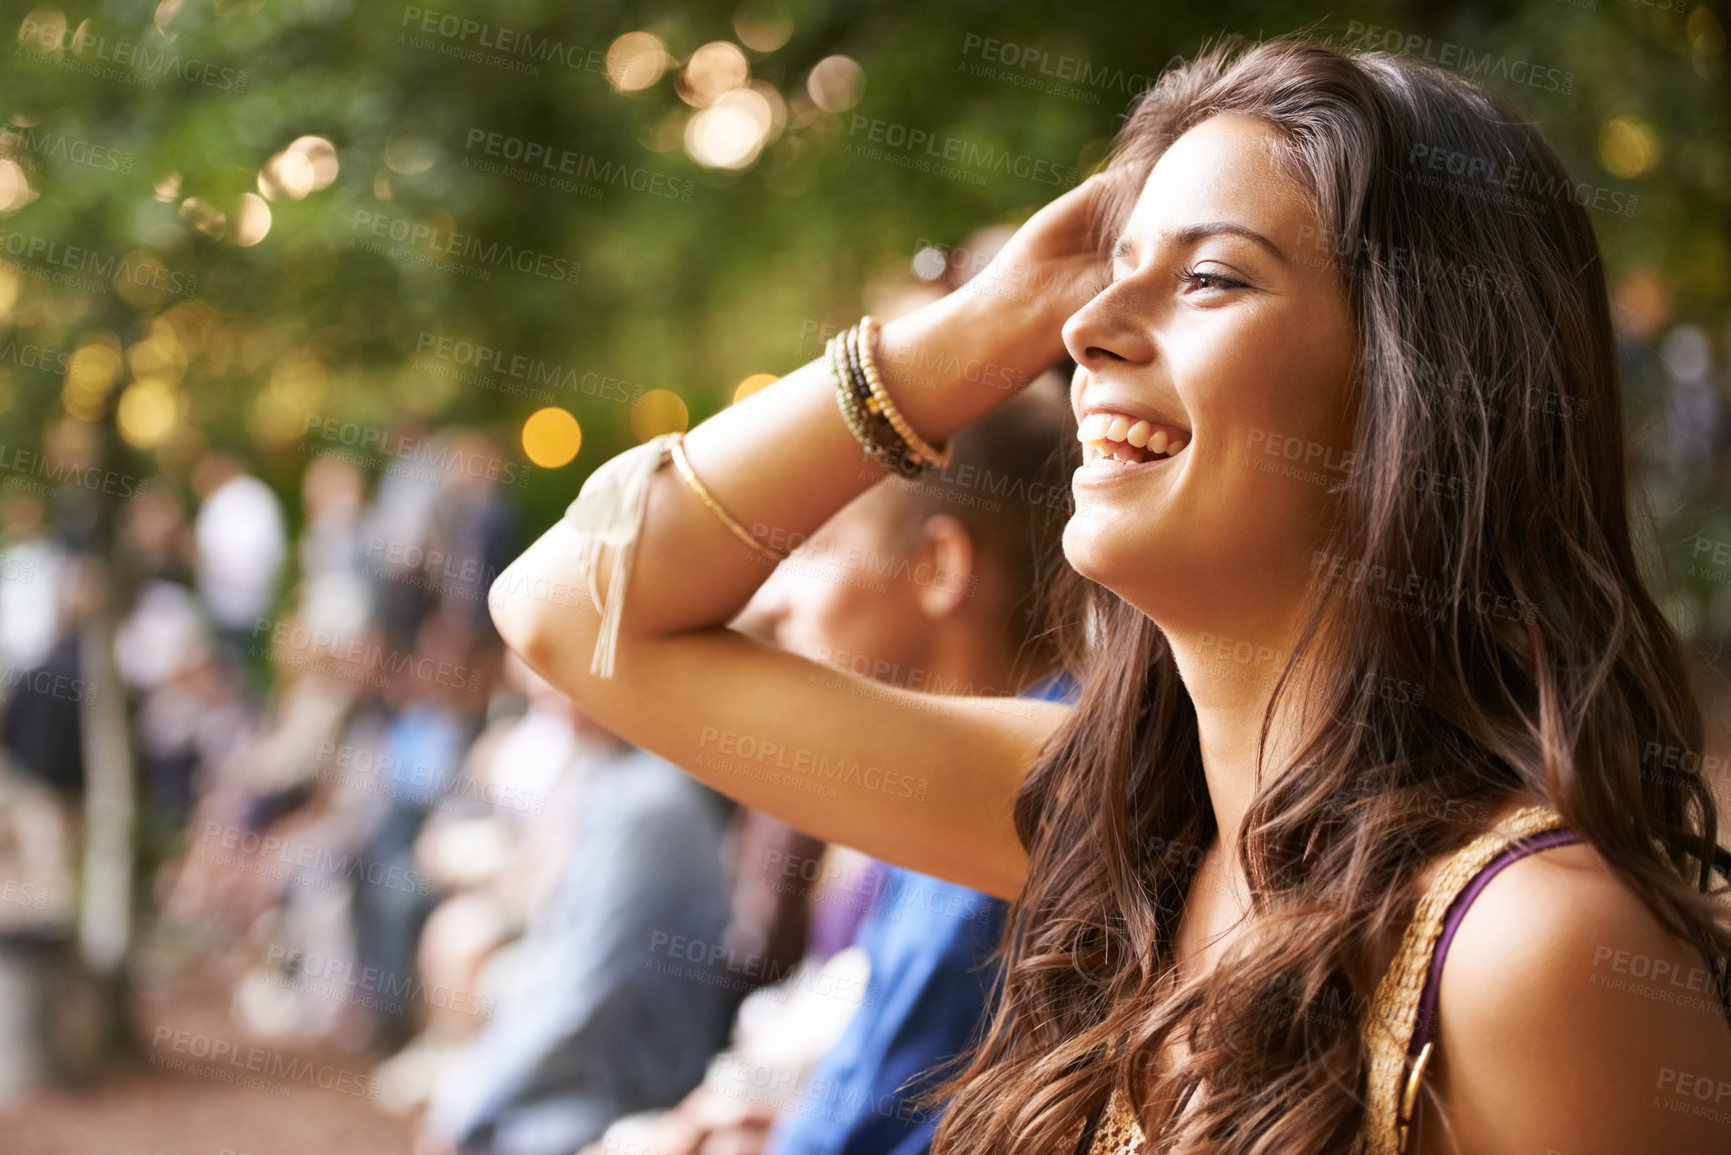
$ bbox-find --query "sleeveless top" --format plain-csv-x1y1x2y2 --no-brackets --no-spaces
1069,802,1730,1155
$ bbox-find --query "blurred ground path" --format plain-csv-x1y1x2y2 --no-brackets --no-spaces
0,962,412,1155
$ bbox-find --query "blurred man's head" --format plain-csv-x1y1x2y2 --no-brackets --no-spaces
744,370,1073,694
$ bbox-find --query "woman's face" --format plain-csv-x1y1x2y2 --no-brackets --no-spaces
1061,112,1358,644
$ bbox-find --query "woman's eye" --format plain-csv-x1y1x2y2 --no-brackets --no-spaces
1176,266,1246,292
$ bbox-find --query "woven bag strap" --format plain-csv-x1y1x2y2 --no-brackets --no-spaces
1358,802,1568,1155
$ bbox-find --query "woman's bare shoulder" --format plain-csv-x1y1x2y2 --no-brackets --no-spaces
1424,834,1731,1154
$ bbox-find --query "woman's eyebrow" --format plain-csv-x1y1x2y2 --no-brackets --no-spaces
1111,222,1288,264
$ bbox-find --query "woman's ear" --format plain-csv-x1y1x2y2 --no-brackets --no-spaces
915,513,975,620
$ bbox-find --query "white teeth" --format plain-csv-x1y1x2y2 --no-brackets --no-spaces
1077,410,1191,467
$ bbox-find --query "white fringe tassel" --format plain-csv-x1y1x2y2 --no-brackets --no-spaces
562,431,680,679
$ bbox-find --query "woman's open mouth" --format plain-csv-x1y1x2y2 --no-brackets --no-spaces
1076,410,1189,471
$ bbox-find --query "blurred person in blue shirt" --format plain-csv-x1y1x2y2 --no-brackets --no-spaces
604,364,1076,1155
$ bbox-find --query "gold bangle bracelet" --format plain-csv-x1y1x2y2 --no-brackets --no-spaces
858,315,952,469
667,433,790,564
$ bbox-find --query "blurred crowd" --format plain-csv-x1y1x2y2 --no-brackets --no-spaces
0,263,1088,1155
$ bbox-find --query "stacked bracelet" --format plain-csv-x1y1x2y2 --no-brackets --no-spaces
667,431,790,564
827,316,951,477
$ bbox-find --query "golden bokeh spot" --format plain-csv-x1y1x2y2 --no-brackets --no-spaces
607,31,670,92
19,9,65,54
522,407,582,468
631,389,690,441
116,378,179,448
63,336,121,421
0,267,18,324
113,251,180,310
807,55,865,113
128,326,188,384
733,372,777,404
1599,115,1659,179
232,192,272,246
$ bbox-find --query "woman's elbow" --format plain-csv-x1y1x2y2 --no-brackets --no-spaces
487,553,579,669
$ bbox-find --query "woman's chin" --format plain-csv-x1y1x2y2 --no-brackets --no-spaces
1062,518,1155,594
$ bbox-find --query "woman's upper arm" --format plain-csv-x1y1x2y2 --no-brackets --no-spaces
491,517,1069,899
1423,847,1731,1154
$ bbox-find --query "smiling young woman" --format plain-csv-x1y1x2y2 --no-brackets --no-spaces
488,32,1731,1155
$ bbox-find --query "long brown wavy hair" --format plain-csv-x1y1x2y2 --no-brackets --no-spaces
926,31,1731,1155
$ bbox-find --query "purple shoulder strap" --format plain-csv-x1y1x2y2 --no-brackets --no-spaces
1407,827,1583,1054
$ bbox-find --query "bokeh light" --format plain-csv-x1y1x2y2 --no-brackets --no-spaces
0,158,37,214
678,41,750,107
631,389,690,441
734,2,793,53
522,407,582,468
733,373,777,404
1599,115,1659,179
62,334,122,421
117,378,180,448
178,196,227,240
807,55,865,113
685,88,774,169
232,192,272,246
607,31,671,92
258,136,338,201
18,8,65,53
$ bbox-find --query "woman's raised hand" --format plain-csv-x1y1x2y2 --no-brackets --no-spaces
874,172,1114,430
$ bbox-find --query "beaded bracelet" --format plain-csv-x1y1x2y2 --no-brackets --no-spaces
829,329,918,477
858,315,952,470
828,322,947,477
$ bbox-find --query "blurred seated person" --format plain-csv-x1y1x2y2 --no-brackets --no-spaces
583,366,1075,1155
